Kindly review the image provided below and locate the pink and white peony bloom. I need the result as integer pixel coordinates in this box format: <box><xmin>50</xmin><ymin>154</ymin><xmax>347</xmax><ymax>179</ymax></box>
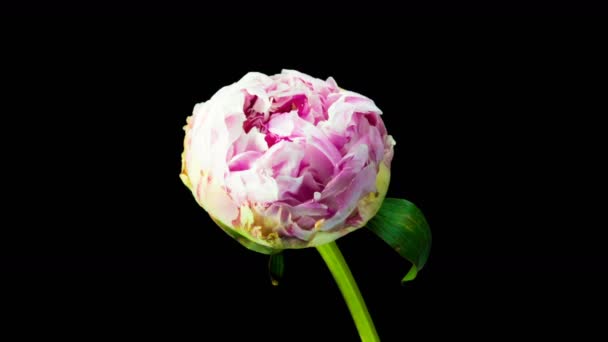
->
<box><xmin>180</xmin><ymin>70</ymin><xmax>395</xmax><ymax>251</ymax></box>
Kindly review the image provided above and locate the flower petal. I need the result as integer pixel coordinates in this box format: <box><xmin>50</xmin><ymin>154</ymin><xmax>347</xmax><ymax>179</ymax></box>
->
<box><xmin>319</xmin><ymin>162</ymin><xmax>377</xmax><ymax>232</ymax></box>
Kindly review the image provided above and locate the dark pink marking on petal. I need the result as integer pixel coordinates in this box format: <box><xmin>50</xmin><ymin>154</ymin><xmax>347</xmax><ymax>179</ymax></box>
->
<box><xmin>228</xmin><ymin>151</ymin><xmax>261</xmax><ymax>172</ymax></box>
<box><xmin>273</xmin><ymin>94</ymin><xmax>309</xmax><ymax>118</ymax></box>
<box><xmin>264</xmin><ymin>132</ymin><xmax>292</xmax><ymax>148</ymax></box>
<box><xmin>243</xmin><ymin>113</ymin><xmax>266</xmax><ymax>134</ymax></box>
<box><xmin>364</xmin><ymin>112</ymin><xmax>378</xmax><ymax>126</ymax></box>
<box><xmin>243</xmin><ymin>94</ymin><xmax>258</xmax><ymax>113</ymax></box>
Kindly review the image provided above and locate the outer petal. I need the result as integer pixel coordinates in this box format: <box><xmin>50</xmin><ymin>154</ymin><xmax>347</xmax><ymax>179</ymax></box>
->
<box><xmin>308</xmin><ymin>162</ymin><xmax>391</xmax><ymax>247</ymax></box>
<box><xmin>318</xmin><ymin>162</ymin><xmax>377</xmax><ymax>232</ymax></box>
<box><xmin>198</xmin><ymin>176</ymin><xmax>239</xmax><ymax>229</ymax></box>
<box><xmin>356</xmin><ymin>161</ymin><xmax>391</xmax><ymax>225</ymax></box>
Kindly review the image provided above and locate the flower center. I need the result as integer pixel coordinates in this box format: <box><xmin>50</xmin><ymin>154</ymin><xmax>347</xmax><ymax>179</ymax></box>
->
<box><xmin>242</xmin><ymin>94</ymin><xmax>301</xmax><ymax>147</ymax></box>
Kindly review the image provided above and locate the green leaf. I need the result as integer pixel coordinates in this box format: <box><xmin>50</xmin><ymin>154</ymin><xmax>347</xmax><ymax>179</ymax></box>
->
<box><xmin>366</xmin><ymin>198</ymin><xmax>431</xmax><ymax>284</ymax></box>
<box><xmin>268</xmin><ymin>253</ymin><xmax>284</xmax><ymax>286</ymax></box>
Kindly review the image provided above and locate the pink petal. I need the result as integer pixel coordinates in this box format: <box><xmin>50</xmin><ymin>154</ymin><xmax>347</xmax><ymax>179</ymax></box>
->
<box><xmin>319</xmin><ymin>163</ymin><xmax>377</xmax><ymax>232</ymax></box>
<box><xmin>290</xmin><ymin>200</ymin><xmax>330</xmax><ymax>218</ymax></box>
<box><xmin>257</xmin><ymin>140</ymin><xmax>305</xmax><ymax>178</ymax></box>
<box><xmin>229</xmin><ymin>126</ymin><xmax>267</xmax><ymax>161</ymax></box>
<box><xmin>228</xmin><ymin>151</ymin><xmax>262</xmax><ymax>172</ymax></box>
<box><xmin>224</xmin><ymin>169</ymin><xmax>278</xmax><ymax>204</ymax></box>
<box><xmin>196</xmin><ymin>179</ymin><xmax>239</xmax><ymax>227</ymax></box>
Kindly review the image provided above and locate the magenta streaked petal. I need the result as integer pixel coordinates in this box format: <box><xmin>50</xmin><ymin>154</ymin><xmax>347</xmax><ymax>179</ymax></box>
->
<box><xmin>302</xmin><ymin>142</ymin><xmax>336</xmax><ymax>184</ymax></box>
<box><xmin>230</xmin><ymin>126</ymin><xmax>268</xmax><ymax>159</ymax></box>
<box><xmin>263</xmin><ymin>203</ymin><xmax>316</xmax><ymax>241</ymax></box>
<box><xmin>295</xmin><ymin>216</ymin><xmax>316</xmax><ymax>230</ymax></box>
<box><xmin>275</xmin><ymin>174</ymin><xmax>304</xmax><ymax>201</ymax></box>
<box><xmin>291</xmin><ymin>200</ymin><xmax>330</xmax><ymax>218</ymax></box>
<box><xmin>279</xmin><ymin>175</ymin><xmax>320</xmax><ymax>205</ymax></box>
<box><xmin>306</xmin><ymin>133</ymin><xmax>342</xmax><ymax>166</ymax></box>
<box><xmin>368</xmin><ymin>124</ymin><xmax>385</xmax><ymax>165</ymax></box>
<box><xmin>243</xmin><ymin>112</ymin><xmax>266</xmax><ymax>134</ymax></box>
<box><xmin>319</xmin><ymin>163</ymin><xmax>377</xmax><ymax>232</ymax></box>
<box><xmin>228</xmin><ymin>151</ymin><xmax>262</xmax><ymax>172</ymax></box>
<box><xmin>284</xmin><ymin>222</ymin><xmax>315</xmax><ymax>241</ymax></box>
<box><xmin>319</xmin><ymin>168</ymin><xmax>356</xmax><ymax>205</ymax></box>
<box><xmin>273</xmin><ymin>93</ymin><xmax>308</xmax><ymax>115</ymax></box>
<box><xmin>264</xmin><ymin>132</ymin><xmax>292</xmax><ymax>148</ymax></box>
<box><xmin>337</xmin><ymin>143</ymin><xmax>369</xmax><ymax>173</ymax></box>
<box><xmin>257</xmin><ymin>140</ymin><xmax>305</xmax><ymax>178</ymax></box>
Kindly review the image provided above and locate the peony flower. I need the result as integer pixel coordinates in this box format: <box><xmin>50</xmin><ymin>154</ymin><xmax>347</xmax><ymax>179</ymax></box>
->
<box><xmin>179</xmin><ymin>70</ymin><xmax>430</xmax><ymax>341</ymax></box>
<box><xmin>180</xmin><ymin>70</ymin><xmax>396</xmax><ymax>252</ymax></box>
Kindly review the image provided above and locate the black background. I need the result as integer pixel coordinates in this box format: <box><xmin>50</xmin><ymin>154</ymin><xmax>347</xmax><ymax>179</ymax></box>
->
<box><xmin>2</xmin><ymin>18</ymin><xmax>606</xmax><ymax>340</ymax></box>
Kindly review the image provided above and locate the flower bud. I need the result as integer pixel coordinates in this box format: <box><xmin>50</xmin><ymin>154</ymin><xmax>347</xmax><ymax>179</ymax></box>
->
<box><xmin>181</xmin><ymin>70</ymin><xmax>395</xmax><ymax>251</ymax></box>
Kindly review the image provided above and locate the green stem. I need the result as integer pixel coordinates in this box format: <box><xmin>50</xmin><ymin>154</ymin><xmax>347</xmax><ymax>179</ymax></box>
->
<box><xmin>316</xmin><ymin>241</ymin><xmax>380</xmax><ymax>342</ymax></box>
